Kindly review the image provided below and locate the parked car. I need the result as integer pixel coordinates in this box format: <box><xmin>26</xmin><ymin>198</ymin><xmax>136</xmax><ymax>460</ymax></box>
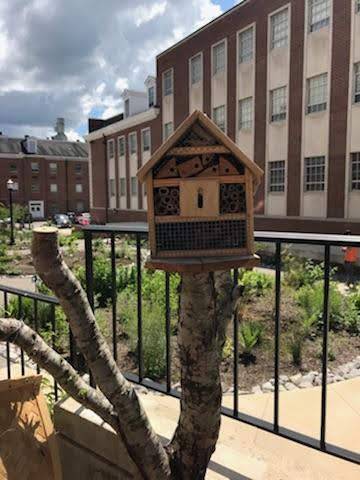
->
<box><xmin>76</xmin><ymin>214</ymin><xmax>90</xmax><ymax>226</ymax></box>
<box><xmin>53</xmin><ymin>214</ymin><xmax>72</xmax><ymax>228</ymax></box>
<box><xmin>67</xmin><ymin>212</ymin><xmax>76</xmax><ymax>224</ymax></box>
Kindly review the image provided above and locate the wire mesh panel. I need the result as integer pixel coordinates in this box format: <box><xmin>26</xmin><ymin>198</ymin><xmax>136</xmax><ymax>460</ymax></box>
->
<box><xmin>220</xmin><ymin>184</ymin><xmax>246</xmax><ymax>214</ymax></box>
<box><xmin>156</xmin><ymin>220</ymin><xmax>247</xmax><ymax>252</ymax></box>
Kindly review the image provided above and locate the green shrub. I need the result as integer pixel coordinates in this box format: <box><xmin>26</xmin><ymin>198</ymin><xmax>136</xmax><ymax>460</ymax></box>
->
<box><xmin>222</xmin><ymin>337</ymin><xmax>233</xmax><ymax>360</ymax></box>
<box><xmin>296</xmin><ymin>281</ymin><xmax>351</xmax><ymax>332</ymax></box>
<box><xmin>239</xmin><ymin>322</ymin><xmax>263</xmax><ymax>355</ymax></box>
<box><xmin>283</xmin><ymin>252</ymin><xmax>336</xmax><ymax>289</ymax></box>
<box><xmin>238</xmin><ymin>269</ymin><xmax>273</xmax><ymax>298</ymax></box>
<box><xmin>120</xmin><ymin>291</ymin><xmax>167</xmax><ymax>379</ymax></box>
<box><xmin>287</xmin><ymin>332</ymin><xmax>303</xmax><ymax>367</ymax></box>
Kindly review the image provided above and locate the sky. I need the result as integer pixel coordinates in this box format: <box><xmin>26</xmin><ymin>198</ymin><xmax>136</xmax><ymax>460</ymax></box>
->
<box><xmin>0</xmin><ymin>0</ymin><xmax>242</xmax><ymax>141</ymax></box>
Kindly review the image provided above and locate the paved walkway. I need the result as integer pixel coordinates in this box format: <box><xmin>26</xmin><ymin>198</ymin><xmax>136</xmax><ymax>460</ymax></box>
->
<box><xmin>2</xmin><ymin>365</ymin><xmax>358</xmax><ymax>478</ymax></box>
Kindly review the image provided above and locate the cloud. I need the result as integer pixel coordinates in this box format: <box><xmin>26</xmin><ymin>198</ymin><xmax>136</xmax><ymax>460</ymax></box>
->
<box><xmin>0</xmin><ymin>0</ymin><xmax>223</xmax><ymax>138</ymax></box>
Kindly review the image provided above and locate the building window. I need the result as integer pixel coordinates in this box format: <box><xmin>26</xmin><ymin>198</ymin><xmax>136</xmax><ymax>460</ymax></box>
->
<box><xmin>76</xmin><ymin>201</ymin><xmax>84</xmax><ymax>213</ymax></box>
<box><xmin>309</xmin><ymin>0</ymin><xmax>330</xmax><ymax>33</ymax></box>
<box><xmin>31</xmin><ymin>182</ymin><xmax>39</xmax><ymax>192</ymax></box>
<box><xmin>354</xmin><ymin>63</ymin><xmax>360</xmax><ymax>103</ymax></box>
<box><xmin>269</xmin><ymin>161</ymin><xmax>285</xmax><ymax>192</ymax></box>
<box><xmin>190</xmin><ymin>54</ymin><xmax>202</xmax><ymax>85</ymax></box>
<box><xmin>50</xmin><ymin>183</ymin><xmax>58</xmax><ymax>193</ymax></box>
<box><xmin>164</xmin><ymin>122</ymin><xmax>173</xmax><ymax>140</ymax></box>
<box><xmin>10</xmin><ymin>164</ymin><xmax>17</xmax><ymax>173</ymax></box>
<box><xmin>75</xmin><ymin>183</ymin><xmax>83</xmax><ymax>193</ymax></box>
<box><xmin>304</xmin><ymin>156</ymin><xmax>326</xmax><ymax>192</ymax></box>
<box><xmin>107</xmin><ymin>139</ymin><xmax>115</xmax><ymax>159</ymax></box>
<box><xmin>120</xmin><ymin>178</ymin><xmax>126</xmax><ymax>197</ymax></box>
<box><xmin>271</xmin><ymin>9</ymin><xmax>289</xmax><ymax>49</ymax></box>
<box><xmin>49</xmin><ymin>162</ymin><xmax>57</xmax><ymax>174</ymax></box>
<box><xmin>129</xmin><ymin>133</ymin><xmax>137</xmax><ymax>155</ymax></box>
<box><xmin>238</xmin><ymin>27</ymin><xmax>254</xmax><ymax>63</ymax></box>
<box><xmin>75</xmin><ymin>163</ymin><xmax>82</xmax><ymax>175</ymax></box>
<box><xmin>124</xmin><ymin>99</ymin><xmax>130</xmax><ymax>118</ymax></box>
<box><xmin>148</xmin><ymin>86</ymin><xmax>155</xmax><ymax>107</ymax></box>
<box><xmin>131</xmin><ymin>177</ymin><xmax>137</xmax><ymax>196</ymax></box>
<box><xmin>351</xmin><ymin>152</ymin><xmax>360</xmax><ymax>190</ymax></box>
<box><xmin>307</xmin><ymin>73</ymin><xmax>328</xmax><ymax>114</ymax></box>
<box><xmin>31</xmin><ymin>162</ymin><xmax>39</xmax><ymax>172</ymax></box>
<box><xmin>163</xmin><ymin>69</ymin><xmax>173</xmax><ymax>96</ymax></box>
<box><xmin>109</xmin><ymin>179</ymin><xmax>115</xmax><ymax>197</ymax></box>
<box><xmin>118</xmin><ymin>137</ymin><xmax>125</xmax><ymax>157</ymax></box>
<box><xmin>270</xmin><ymin>87</ymin><xmax>287</xmax><ymax>122</ymax></box>
<box><xmin>213</xmin><ymin>105</ymin><xmax>226</xmax><ymax>132</ymax></box>
<box><xmin>238</xmin><ymin>97</ymin><xmax>253</xmax><ymax>130</ymax></box>
<box><xmin>142</xmin><ymin>129</ymin><xmax>151</xmax><ymax>152</ymax></box>
<box><xmin>213</xmin><ymin>41</ymin><xmax>226</xmax><ymax>75</ymax></box>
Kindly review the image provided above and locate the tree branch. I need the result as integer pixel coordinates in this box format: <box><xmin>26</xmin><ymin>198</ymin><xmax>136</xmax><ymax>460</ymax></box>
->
<box><xmin>0</xmin><ymin>317</ymin><xmax>118</xmax><ymax>430</ymax></box>
<box><xmin>31</xmin><ymin>227</ymin><xmax>170</xmax><ymax>480</ymax></box>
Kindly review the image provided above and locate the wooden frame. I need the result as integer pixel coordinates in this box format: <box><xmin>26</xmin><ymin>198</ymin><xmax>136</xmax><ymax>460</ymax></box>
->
<box><xmin>138</xmin><ymin>110</ymin><xmax>264</xmax><ymax>272</ymax></box>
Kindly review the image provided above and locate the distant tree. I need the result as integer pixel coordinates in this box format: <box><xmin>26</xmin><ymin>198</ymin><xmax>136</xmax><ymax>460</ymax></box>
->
<box><xmin>0</xmin><ymin>227</ymin><xmax>238</xmax><ymax>479</ymax></box>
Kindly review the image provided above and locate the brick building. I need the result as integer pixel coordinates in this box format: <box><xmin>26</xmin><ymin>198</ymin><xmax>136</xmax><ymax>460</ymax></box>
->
<box><xmin>87</xmin><ymin>0</ymin><xmax>360</xmax><ymax>233</ymax></box>
<box><xmin>0</xmin><ymin>122</ymin><xmax>89</xmax><ymax>219</ymax></box>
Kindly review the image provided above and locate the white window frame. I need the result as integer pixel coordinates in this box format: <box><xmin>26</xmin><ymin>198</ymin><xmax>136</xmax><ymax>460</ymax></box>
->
<box><xmin>129</xmin><ymin>132</ymin><xmax>137</xmax><ymax>155</ymax></box>
<box><xmin>163</xmin><ymin>69</ymin><xmax>173</xmax><ymax>96</ymax></box>
<box><xmin>238</xmin><ymin>26</ymin><xmax>254</xmax><ymax>63</ymax></box>
<box><xmin>148</xmin><ymin>85</ymin><xmax>155</xmax><ymax>107</ymax></box>
<box><xmin>270</xmin><ymin>8</ymin><xmax>289</xmax><ymax>49</ymax></box>
<box><xmin>120</xmin><ymin>178</ymin><xmax>126</xmax><ymax>197</ymax></box>
<box><xmin>76</xmin><ymin>201</ymin><xmax>84</xmax><ymax>213</ymax></box>
<box><xmin>131</xmin><ymin>177</ymin><xmax>138</xmax><ymax>197</ymax></box>
<box><xmin>351</xmin><ymin>152</ymin><xmax>360</xmax><ymax>191</ymax></box>
<box><xmin>304</xmin><ymin>156</ymin><xmax>326</xmax><ymax>192</ymax></box>
<box><xmin>141</xmin><ymin>128</ymin><xmax>151</xmax><ymax>153</ymax></box>
<box><xmin>49</xmin><ymin>162</ymin><xmax>57</xmax><ymax>174</ymax></box>
<box><xmin>268</xmin><ymin>161</ymin><xmax>286</xmax><ymax>193</ymax></box>
<box><xmin>31</xmin><ymin>182</ymin><xmax>39</xmax><ymax>192</ymax></box>
<box><xmin>307</xmin><ymin>73</ymin><xmax>328</xmax><ymax>114</ymax></box>
<box><xmin>190</xmin><ymin>53</ymin><xmax>202</xmax><ymax>85</ymax></box>
<box><xmin>308</xmin><ymin>0</ymin><xmax>331</xmax><ymax>33</ymax></box>
<box><xmin>75</xmin><ymin>183</ymin><xmax>83</xmax><ymax>193</ymax></box>
<box><xmin>354</xmin><ymin>63</ymin><xmax>360</xmax><ymax>104</ymax></box>
<box><xmin>75</xmin><ymin>163</ymin><xmax>82</xmax><ymax>175</ymax></box>
<box><xmin>212</xmin><ymin>40</ymin><xmax>226</xmax><ymax>76</ymax></box>
<box><xmin>107</xmin><ymin>139</ymin><xmax>115</xmax><ymax>160</ymax></box>
<box><xmin>118</xmin><ymin>136</ymin><xmax>126</xmax><ymax>157</ymax></box>
<box><xmin>270</xmin><ymin>86</ymin><xmax>287</xmax><ymax>122</ymax></box>
<box><xmin>164</xmin><ymin>122</ymin><xmax>173</xmax><ymax>140</ymax></box>
<box><xmin>213</xmin><ymin>105</ymin><xmax>226</xmax><ymax>132</ymax></box>
<box><xmin>238</xmin><ymin>97</ymin><xmax>253</xmax><ymax>130</ymax></box>
<box><xmin>50</xmin><ymin>183</ymin><xmax>58</xmax><ymax>193</ymax></box>
<box><xmin>109</xmin><ymin>179</ymin><xmax>115</xmax><ymax>198</ymax></box>
<box><xmin>31</xmin><ymin>161</ymin><xmax>39</xmax><ymax>172</ymax></box>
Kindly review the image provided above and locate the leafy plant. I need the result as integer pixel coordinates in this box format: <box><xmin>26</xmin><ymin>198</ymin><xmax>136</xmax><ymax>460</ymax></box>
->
<box><xmin>239</xmin><ymin>322</ymin><xmax>263</xmax><ymax>355</ymax></box>
<box><xmin>287</xmin><ymin>332</ymin><xmax>303</xmax><ymax>367</ymax></box>
<box><xmin>238</xmin><ymin>269</ymin><xmax>273</xmax><ymax>298</ymax></box>
<box><xmin>283</xmin><ymin>251</ymin><xmax>336</xmax><ymax>289</ymax></box>
<box><xmin>222</xmin><ymin>337</ymin><xmax>233</xmax><ymax>360</ymax></box>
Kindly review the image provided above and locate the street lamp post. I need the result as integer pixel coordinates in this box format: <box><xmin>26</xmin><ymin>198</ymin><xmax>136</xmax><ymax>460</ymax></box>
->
<box><xmin>6</xmin><ymin>179</ymin><xmax>15</xmax><ymax>246</ymax></box>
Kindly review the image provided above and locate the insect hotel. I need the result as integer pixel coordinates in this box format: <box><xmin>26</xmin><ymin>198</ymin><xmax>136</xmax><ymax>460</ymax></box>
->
<box><xmin>137</xmin><ymin>110</ymin><xmax>263</xmax><ymax>273</ymax></box>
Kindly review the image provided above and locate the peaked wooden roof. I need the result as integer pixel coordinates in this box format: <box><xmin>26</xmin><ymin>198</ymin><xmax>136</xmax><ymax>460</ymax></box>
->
<box><xmin>137</xmin><ymin>110</ymin><xmax>263</xmax><ymax>184</ymax></box>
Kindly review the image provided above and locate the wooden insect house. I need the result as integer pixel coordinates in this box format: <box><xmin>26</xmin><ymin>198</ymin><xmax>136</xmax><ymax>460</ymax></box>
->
<box><xmin>137</xmin><ymin>110</ymin><xmax>263</xmax><ymax>272</ymax></box>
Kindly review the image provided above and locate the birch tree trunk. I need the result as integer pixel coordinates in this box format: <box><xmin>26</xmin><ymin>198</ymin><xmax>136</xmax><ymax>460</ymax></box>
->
<box><xmin>168</xmin><ymin>271</ymin><xmax>234</xmax><ymax>479</ymax></box>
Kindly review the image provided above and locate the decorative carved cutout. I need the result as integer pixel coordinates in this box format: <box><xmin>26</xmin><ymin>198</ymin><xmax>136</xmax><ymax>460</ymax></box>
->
<box><xmin>177</xmin><ymin>156</ymin><xmax>203</xmax><ymax>178</ymax></box>
<box><xmin>154</xmin><ymin>186</ymin><xmax>180</xmax><ymax>216</ymax></box>
<box><xmin>220</xmin><ymin>183</ymin><xmax>246</xmax><ymax>214</ymax></box>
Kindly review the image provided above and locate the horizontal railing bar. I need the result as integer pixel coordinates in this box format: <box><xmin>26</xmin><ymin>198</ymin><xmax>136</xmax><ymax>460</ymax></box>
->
<box><xmin>0</xmin><ymin>284</ymin><xmax>59</xmax><ymax>305</ymax></box>
<box><xmin>83</xmin><ymin>223</ymin><xmax>360</xmax><ymax>247</ymax></box>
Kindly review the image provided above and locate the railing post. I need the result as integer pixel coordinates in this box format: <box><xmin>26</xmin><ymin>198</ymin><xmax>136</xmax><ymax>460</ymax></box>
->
<box><xmin>320</xmin><ymin>244</ymin><xmax>331</xmax><ymax>450</ymax></box>
<box><xmin>165</xmin><ymin>272</ymin><xmax>171</xmax><ymax>393</ymax></box>
<box><xmin>274</xmin><ymin>241</ymin><xmax>282</xmax><ymax>433</ymax></box>
<box><xmin>111</xmin><ymin>233</ymin><xmax>118</xmax><ymax>362</ymax></box>
<box><xmin>4</xmin><ymin>292</ymin><xmax>10</xmax><ymax>379</ymax></box>
<box><xmin>34</xmin><ymin>299</ymin><xmax>40</xmax><ymax>375</ymax></box>
<box><xmin>233</xmin><ymin>268</ymin><xmax>239</xmax><ymax>417</ymax></box>
<box><xmin>84</xmin><ymin>230</ymin><xmax>95</xmax><ymax>387</ymax></box>
<box><xmin>51</xmin><ymin>303</ymin><xmax>59</xmax><ymax>401</ymax></box>
<box><xmin>18</xmin><ymin>296</ymin><xmax>25</xmax><ymax>376</ymax></box>
<box><xmin>136</xmin><ymin>234</ymin><xmax>143</xmax><ymax>382</ymax></box>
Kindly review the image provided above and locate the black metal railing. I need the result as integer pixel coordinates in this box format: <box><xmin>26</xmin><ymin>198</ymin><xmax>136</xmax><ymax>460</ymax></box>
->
<box><xmin>0</xmin><ymin>224</ymin><xmax>359</xmax><ymax>466</ymax></box>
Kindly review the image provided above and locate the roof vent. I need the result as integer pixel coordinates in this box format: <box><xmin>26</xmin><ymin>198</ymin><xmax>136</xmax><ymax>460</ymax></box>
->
<box><xmin>25</xmin><ymin>137</ymin><xmax>38</xmax><ymax>154</ymax></box>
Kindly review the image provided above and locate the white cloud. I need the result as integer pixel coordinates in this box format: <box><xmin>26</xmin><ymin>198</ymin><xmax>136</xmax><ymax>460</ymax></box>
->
<box><xmin>0</xmin><ymin>0</ymin><xmax>223</xmax><ymax>138</ymax></box>
<box><xmin>134</xmin><ymin>1</ymin><xmax>168</xmax><ymax>27</ymax></box>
